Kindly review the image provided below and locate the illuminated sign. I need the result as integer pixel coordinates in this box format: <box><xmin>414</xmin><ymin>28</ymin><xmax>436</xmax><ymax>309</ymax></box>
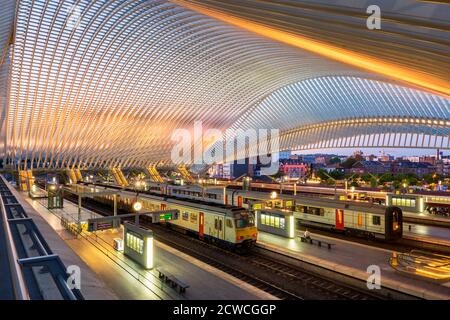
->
<box><xmin>159</xmin><ymin>213</ymin><xmax>173</xmax><ymax>221</ymax></box>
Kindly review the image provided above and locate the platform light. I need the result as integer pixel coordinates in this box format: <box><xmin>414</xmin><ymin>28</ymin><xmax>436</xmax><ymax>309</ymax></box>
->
<box><xmin>419</xmin><ymin>197</ymin><xmax>425</xmax><ymax>213</ymax></box>
<box><xmin>146</xmin><ymin>237</ymin><xmax>154</xmax><ymax>269</ymax></box>
<box><xmin>270</xmin><ymin>191</ymin><xmax>277</xmax><ymax>199</ymax></box>
<box><xmin>289</xmin><ymin>215</ymin><xmax>295</xmax><ymax>239</ymax></box>
<box><xmin>133</xmin><ymin>201</ymin><xmax>143</xmax><ymax>212</ymax></box>
<box><xmin>350</xmin><ymin>186</ymin><xmax>355</xmax><ymax>192</ymax></box>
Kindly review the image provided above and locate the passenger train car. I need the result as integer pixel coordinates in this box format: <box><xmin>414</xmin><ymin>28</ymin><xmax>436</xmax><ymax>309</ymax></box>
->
<box><xmin>144</xmin><ymin>182</ymin><xmax>403</xmax><ymax>241</ymax></box>
<box><xmin>86</xmin><ymin>182</ymin><xmax>402</xmax><ymax>241</ymax></box>
<box><xmin>293</xmin><ymin>197</ymin><xmax>402</xmax><ymax>241</ymax></box>
<box><xmin>90</xmin><ymin>187</ymin><xmax>257</xmax><ymax>251</ymax></box>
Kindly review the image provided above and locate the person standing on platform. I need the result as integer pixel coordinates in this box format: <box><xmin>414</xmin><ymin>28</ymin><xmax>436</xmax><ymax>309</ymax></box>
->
<box><xmin>304</xmin><ymin>229</ymin><xmax>311</xmax><ymax>240</ymax></box>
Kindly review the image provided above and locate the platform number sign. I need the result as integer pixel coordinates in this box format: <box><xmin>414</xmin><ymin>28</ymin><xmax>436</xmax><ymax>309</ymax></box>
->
<box><xmin>366</xmin><ymin>265</ymin><xmax>381</xmax><ymax>290</ymax></box>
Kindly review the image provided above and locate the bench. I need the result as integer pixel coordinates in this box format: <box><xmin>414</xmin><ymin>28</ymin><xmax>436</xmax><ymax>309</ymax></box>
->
<box><xmin>156</xmin><ymin>268</ymin><xmax>189</xmax><ymax>294</ymax></box>
<box><xmin>300</xmin><ymin>236</ymin><xmax>335</xmax><ymax>250</ymax></box>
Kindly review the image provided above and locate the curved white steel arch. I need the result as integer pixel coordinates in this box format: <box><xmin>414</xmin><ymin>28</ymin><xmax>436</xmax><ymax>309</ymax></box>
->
<box><xmin>0</xmin><ymin>0</ymin><xmax>448</xmax><ymax>170</ymax></box>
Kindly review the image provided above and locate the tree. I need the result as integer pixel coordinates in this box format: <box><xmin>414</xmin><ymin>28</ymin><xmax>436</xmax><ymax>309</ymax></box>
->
<box><xmin>341</xmin><ymin>157</ymin><xmax>358</xmax><ymax>169</ymax></box>
<box><xmin>350</xmin><ymin>181</ymin><xmax>360</xmax><ymax>188</ymax></box>
<box><xmin>316</xmin><ymin>169</ymin><xmax>329</xmax><ymax>181</ymax></box>
<box><xmin>423</xmin><ymin>173</ymin><xmax>441</xmax><ymax>184</ymax></box>
<box><xmin>361</xmin><ymin>174</ymin><xmax>372</xmax><ymax>183</ymax></box>
<box><xmin>370</xmin><ymin>178</ymin><xmax>379</xmax><ymax>188</ymax></box>
<box><xmin>329</xmin><ymin>170</ymin><xmax>344</xmax><ymax>180</ymax></box>
<box><xmin>379</xmin><ymin>173</ymin><xmax>393</xmax><ymax>184</ymax></box>
<box><xmin>329</xmin><ymin>157</ymin><xmax>341</xmax><ymax>165</ymax></box>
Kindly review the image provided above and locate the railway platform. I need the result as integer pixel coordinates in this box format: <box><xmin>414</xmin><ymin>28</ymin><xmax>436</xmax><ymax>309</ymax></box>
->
<box><xmin>257</xmin><ymin>231</ymin><xmax>450</xmax><ymax>300</ymax></box>
<box><xmin>19</xmin><ymin>188</ymin><xmax>276</xmax><ymax>300</ymax></box>
<box><xmin>404</xmin><ymin>223</ymin><xmax>450</xmax><ymax>247</ymax></box>
<box><xmin>403</xmin><ymin>211</ymin><xmax>450</xmax><ymax>227</ymax></box>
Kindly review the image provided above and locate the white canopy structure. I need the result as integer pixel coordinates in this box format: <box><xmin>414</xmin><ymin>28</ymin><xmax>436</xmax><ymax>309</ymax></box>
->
<box><xmin>0</xmin><ymin>0</ymin><xmax>448</xmax><ymax>170</ymax></box>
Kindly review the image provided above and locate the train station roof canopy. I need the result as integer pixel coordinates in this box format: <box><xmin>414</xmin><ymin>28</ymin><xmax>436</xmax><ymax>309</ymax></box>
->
<box><xmin>0</xmin><ymin>0</ymin><xmax>449</xmax><ymax>169</ymax></box>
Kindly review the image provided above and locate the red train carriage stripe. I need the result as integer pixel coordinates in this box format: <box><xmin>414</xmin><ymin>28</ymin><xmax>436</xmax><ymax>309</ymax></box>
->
<box><xmin>199</xmin><ymin>212</ymin><xmax>204</xmax><ymax>240</ymax></box>
<box><xmin>335</xmin><ymin>209</ymin><xmax>344</xmax><ymax>230</ymax></box>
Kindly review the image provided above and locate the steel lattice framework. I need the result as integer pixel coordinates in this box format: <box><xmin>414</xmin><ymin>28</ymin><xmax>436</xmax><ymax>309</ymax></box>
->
<box><xmin>0</xmin><ymin>0</ymin><xmax>449</xmax><ymax>170</ymax></box>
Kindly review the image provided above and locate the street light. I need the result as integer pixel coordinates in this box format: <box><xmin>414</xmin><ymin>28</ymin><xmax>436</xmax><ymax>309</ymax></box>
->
<box><xmin>133</xmin><ymin>201</ymin><xmax>143</xmax><ymax>212</ymax></box>
<box><xmin>270</xmin><ymin>191</ymin><xmax>278</xmax><ymax>199</ymax></box>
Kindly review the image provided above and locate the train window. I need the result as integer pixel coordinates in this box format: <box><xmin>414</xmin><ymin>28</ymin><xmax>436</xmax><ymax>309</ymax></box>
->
<box><xmin>235</xmin><ymin>211</ymin><xmax>255</xmax><ymax>228</ymax></box>
<box><xmin>295</xmin><ymin>205</ymin><xmax>307</xmax><ymax>213</ymax></box>
<box><xmin>265</xmin><ymin>201</ymin><xmax>273</xmax><ymax>208</ymax></box>
<box><xmin>285</xmin><ymin>201</ymin><xmax>294</xmax><ymax>210</ymax></box>
<box><xmin>372</xmin><ymin>215</ymin><xmax>381</xmax><ymax>226</ymax></box>
<box><xmin>182</xmin><ymin>212</ymin><xmax>189</xmax><ymax>221</ymax></box>
<box><xmin>214</xmin><ymin>219</ymin><xmax>218</xmax><ymax>229</ymax></box>
<box><xmin>226</xmin><ymin>219</ymin><xmax>233</xmax><ymax>228</ymax></box>
<box><xmin>307</xmin><ymin>207</ymin><xmax>325</xmax><ymax>216</ymax></box>
<box><xmin>190</xmin><ymin>213</ymin><xmax>198</xmax><ymax>223</ymax></box>
<box><xmin>253</xmin><ymin>203</ymin><xmax>262</xmax><ymax>210</ymax></box>
<box><xmin>219</xmin><ymin>220</ymin><xmax>223</xmax><ymax>231</ymax></box>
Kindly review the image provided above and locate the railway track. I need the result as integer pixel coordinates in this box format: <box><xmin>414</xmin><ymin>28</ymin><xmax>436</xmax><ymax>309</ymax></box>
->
<box><xmin>295</xmin><ymin>223</ymin><xmax>450</xmax><ymax>255</ymax></box>
<box><xmin>59</xmin><ymin>190</ymin><xmax>388</xmax><ymax>300</ymax></box>
<box><xmin>147</xmin><ymin>223</ymin><xmax>384</xmax><ymax>300</ymax></box>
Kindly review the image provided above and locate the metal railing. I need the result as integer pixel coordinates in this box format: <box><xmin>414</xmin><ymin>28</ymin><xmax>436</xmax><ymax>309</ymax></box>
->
<box><xmin>0</xmin><ymin>175</ymin><xmax>84</xmax><ymax>300</ymax></box>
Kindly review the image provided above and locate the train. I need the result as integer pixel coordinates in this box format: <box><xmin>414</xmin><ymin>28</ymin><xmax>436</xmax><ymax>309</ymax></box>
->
<box><xmin>85</xmin><ymin>181</ymin><xmax>403</xmax><ymax>241</ymax></box>
<box><xmin>88</xmin><ymin>187</ymin><xmax>258</xmax><ymax>251</ymax></box>
<box><xmin>165</xmin><ymin>186</ymin><xmax>402</xmax><ymax>241</ymax></box>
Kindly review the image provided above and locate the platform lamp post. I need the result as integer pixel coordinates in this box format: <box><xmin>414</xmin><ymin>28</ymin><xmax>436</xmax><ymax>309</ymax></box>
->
<box><xmin>133</xmin><ymin>200</ymin><xmax>143</xmax><ymax>225</ymax></box>
<box><xmin>113</xmin><ymin>194</ymin><xmax>118</xmax><ymax>228</ymax></box>
<box><xmin>78</xmin><ymin>193</ymin><xmax>82</xmax><ymax>234</ymax></box>
<box><xmin>344</xmin><ymin>173</ymin><xmax>357</xmax><ymax>195</ymax></box>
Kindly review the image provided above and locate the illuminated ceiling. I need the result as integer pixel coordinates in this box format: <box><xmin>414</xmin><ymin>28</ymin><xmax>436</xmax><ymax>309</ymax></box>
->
<box><xmin>0</xmin><ymin>0</ymin><xmax>448</xmax><ymax>169</ymax></box>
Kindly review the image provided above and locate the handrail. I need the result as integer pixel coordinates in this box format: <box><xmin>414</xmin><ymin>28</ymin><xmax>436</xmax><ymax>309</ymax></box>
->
<box><xmin>0</xmin><ymin>175</ymin><xmax>84</xmax><ymax>300</ymax></box>
<box><xmin>0</xmin><ymin>178</ymin><xmax>29</xmax><ymax>300</ymax></box>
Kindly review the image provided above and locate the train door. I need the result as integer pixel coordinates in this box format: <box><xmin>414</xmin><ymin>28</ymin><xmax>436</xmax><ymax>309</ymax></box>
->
<box><xmin>335</xmin><ymin>209</ymin><xmax>344</xmax><ymax>230</ymax></box>
<box><xmin>225</xmin><ymin>194</ymin><xmax>228</xmax><ymax>205</ymax></box>
<box><xmin>161</xmin><ymin>203</ymin><xmax>166</xmax><ymax>210</ymax></box>
<box><xmin>214</xmin><ymin>216</ymin><xmax>224</xmax><ymax>239</ymax></box>
<box><xmin>238</xmin><ymin>196</ymin><xmax>243</xmax><ymax>207</ymax></box>
<box><xmin>199</xmin><ymin>212</ymin><xmax>204</xmax><ymax>240</ymax></box>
